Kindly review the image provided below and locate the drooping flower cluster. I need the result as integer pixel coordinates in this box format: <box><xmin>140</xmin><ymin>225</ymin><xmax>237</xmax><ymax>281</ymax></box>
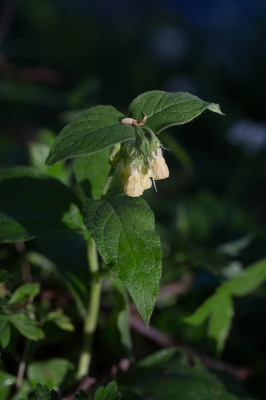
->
<box><xmin>109</xmin><ymin>115</ymin><xmax>169</xmax><ymax>197</ymax></box>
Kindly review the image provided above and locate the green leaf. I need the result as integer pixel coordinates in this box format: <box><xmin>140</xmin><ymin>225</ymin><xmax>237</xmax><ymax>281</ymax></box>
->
<box><xmin>226</xmin><ymin>257</ymin><xmax>266</xmax><ymax>296</ymax></box>
<box><xmin>9</xmin><ymin>313</ymin><xmax>44</xmax><ymax>341</ymax></box>
<box><xmin>83</xmin><ymin>197</ymin><xmax>162</xmax><ymax>326</ymax></box>
<box><xmin>11</xmin><ymin>379</ymin><xmax>33</xmax><ymax>400</ymax></box>
<box><xmin>28</xmin><ymin>358</ymin><xmax>73</xmax><ymax>390</ymax></box>
<box><xmin>183</xmin><ymin>296</ymin><xmax>214</xmax><ymax>326</ymax></box>
<box><xmin>118</xmin><ymin>348</ymin><xmax>239</xmax><ymax>400</ymax></box>
<box><xmin>73</xmin><ymin>149</ymin><xmax>111</xmax><ymax>199</ymax></box>
<box><xmin>95</xmin><ymin>381</ymin><xmax>120</xmax><ymax>400</ymax></box>
<box><xmin>45</xmin><ymin>106</ymin><xmax>135</xmax><ymax>166</ymax></box>
<box><xmin>0</xmin><ymin>167</ymin><xmax>82</xmax><ymax>243</ymax></box>
<box><xmin>45</xmin><ymin>309</ymin><xmax>74</xmax><ymax>332</ymax></box>
<box><xmin>208</xmin><ymin>292</ymin><xmax>234</xmax><ymax>354</ymax></box>
<box><xmin>0</xmin><ymin>371</ymin><xmax>15</xmax><ymax>399</ymax></box>
<box><xmin>0</xmin><ymin>320</ymin><xmax>10</xmax><ymax>348</ymax></box>
<box><xmin>30</xmin><ymin>384</ymin><xmax>62</xmax><ymax>400</ymax></box>
<box><xmin>129</xmin><ymin>91</ymin><xmax>223</xmax><ymax>134</ymax></box>
<box><xmin>0</xmin><ymin>269</ymin><xmax>12</xmax><ymax>283</ymax></box>
<box><xmin>9</xmin><ymin>283</ymin><xmax>40</xmax><ymax>305</ymax></box>
<box><xmin>74</xmin><ymin>389</ymin><xmax>91</xmax><ymax>400</ymax></box>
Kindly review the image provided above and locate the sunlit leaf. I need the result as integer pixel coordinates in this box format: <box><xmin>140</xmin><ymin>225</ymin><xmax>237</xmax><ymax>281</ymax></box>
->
<box><xmin>129</xmin><ymin>91</ymin><xmax>223</xmax><ymax>134</ymax></box>
<box><xmin>46</xmin><ymin>106</ymin><xmax>135</xmax><ymax>166</ymax></box>
<box><xmin>83</xmin><ymin>197</ymin><xmax>162</xmax><ymax>326</ymax></box>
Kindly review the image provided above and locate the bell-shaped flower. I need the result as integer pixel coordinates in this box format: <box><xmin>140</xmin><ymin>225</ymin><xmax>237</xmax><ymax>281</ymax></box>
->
<box><xmin>119</xmin><ymin>160</ymin><xmax>152</xmax><ymax>197</ymax></box>
<box><xmin>151</xmin><ymin>146</ymin><xmax>169</xmax><ymax>180</ymax></box>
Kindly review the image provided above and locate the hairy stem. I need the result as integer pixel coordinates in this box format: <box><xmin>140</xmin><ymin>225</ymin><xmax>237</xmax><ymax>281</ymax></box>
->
<box><xmin>76</xmin><ymin>239</ymin><xmax>101</xmax><ymax>380</ymax></box>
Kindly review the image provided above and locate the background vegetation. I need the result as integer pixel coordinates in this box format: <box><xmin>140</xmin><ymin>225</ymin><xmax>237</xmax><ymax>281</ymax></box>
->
<box><xmin>1</xmin><ymin>0</ymin><xmax>266</xmax><ymax>399</ymax></box>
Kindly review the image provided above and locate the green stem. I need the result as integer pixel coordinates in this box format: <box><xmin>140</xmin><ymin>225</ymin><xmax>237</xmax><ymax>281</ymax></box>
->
<box><xmin>102</xmin><ymin>167</ymin><xmax>116</xmax><ymax>197</ymax></box>
<box><xmin>76</xmin><ymin>239</ymin><xmax>101</xmax><ymax>380</ymax></box>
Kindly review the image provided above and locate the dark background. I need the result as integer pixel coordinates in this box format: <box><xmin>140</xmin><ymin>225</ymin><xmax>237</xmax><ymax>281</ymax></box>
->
<box><xmin>1</xmin><ymin>0</ymin><xmax>266</xmax><ymax>398</ymax></box>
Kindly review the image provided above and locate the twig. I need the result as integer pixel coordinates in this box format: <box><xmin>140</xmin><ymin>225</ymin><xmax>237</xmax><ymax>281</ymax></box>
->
<box><xmin>129</xmin><ymin>314</ymin><xmax>251</xmax><ymax>381</ymax></box>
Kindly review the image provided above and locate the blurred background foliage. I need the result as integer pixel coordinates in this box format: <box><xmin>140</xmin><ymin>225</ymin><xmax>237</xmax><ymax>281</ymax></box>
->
<box><xmin>1</xmin><ymin>0</ymin><xmax>266</xmax><ymax>398</ymax></box>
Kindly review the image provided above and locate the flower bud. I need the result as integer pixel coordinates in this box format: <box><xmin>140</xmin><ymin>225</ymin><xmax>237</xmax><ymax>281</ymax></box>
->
<box><xmin>109</xmin><ymin>143</ymin><xmax>122</xmax><ymax>167</ymax></box>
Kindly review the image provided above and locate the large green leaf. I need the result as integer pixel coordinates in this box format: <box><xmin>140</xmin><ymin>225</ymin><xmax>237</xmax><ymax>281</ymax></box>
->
<box><xmin>0</xmin><ymin>167</ymin><xmax>82</xmax><ymax>242</ymax></box>
<box><xmin>118</xmin><ymin>348</ymin><xmax>243</xmax><ymax>400</ymax></box>
<box><xmin>83</xmin><ymin>197</ymin><xmax>162</xmax><ymax>326</ymax></box>
<box><xmin>129</xmin><ymin>91</ymin><xmax>223</xmax><ymax>134</ymax></box>
<box><xmin>45</xmin><ymin>106</ymin><xmax>135</xmax><ymax>166</ymax></box>
<box><xmin>73</xmin><ymin>148</ymin><xmax>110</xmax><ymax>199</ymax></box>
<box><xmin>28</xmin><ymin>358</ymin><xmax>73</xmax><ymax>390</ymax></box>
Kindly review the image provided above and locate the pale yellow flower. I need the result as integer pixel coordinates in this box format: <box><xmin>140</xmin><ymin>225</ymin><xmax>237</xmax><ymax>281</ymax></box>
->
<box><xmin>119</xmin><ymin>161</ymin><xmax>152</xmax><ymax>197</ymax></box>
<box><xmin>151</xmin><ymin>147</ymin><xmax>169</xmax><ymax>180</ymax></box>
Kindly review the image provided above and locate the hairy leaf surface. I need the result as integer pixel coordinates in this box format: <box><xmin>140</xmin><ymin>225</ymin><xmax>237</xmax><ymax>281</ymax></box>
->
<box><xmin>46</xmin><ymin>106</ymin><xmax>135</xmax><ymax>165</ymax></box>
<box><xmin>83</xmin><ymin>197</ymin><xmax>162</xmax><ymax>325</ymax></box>
<box><xmin>129</xmin><ymin>91</ymin><xmax>223</xmax><ymax>134</ymax></box>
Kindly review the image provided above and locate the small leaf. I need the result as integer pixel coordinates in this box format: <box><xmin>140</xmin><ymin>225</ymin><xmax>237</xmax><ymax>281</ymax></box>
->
<box><xmin>9</xmin><ymin>283</ymin><xmax>40</xmax><ymax>305</ymax></box>
<box><xmin>0</xmin><ymin>321</ymin><xmax>11</xmax><ymax>348</ymax></box>
<box><xmin>28</xmin><ymin>359</ymin><xmax>73</xmax><ymax>390</ymax></box>
<box><xmin>208</xmin><ymin>291</ymin><xmax>234</xmax><ymax>354</ymax></box>
<box><xmin>83</xmin><ymin>197</ymin><xmax>162</xmax><ymax>326</ymax></box>
<box><xmin>183</xmin><ymin>295</ymin><xmax>214</xmax><ymax>325</ymax></box>
<box><xmin>9</xmin><ymin>314</ymin><xmax>44</xmax><ymax>341</ymax></box>
<box><xmin>0</xmin><ymin>269</ymin><xmax>12</xmax><ymax>284</ymax></box>
<box><xmin>95</xmin><ymin>381</ymin><xmax>120</xmax><ymax>400</ymax></box>
<box><xmin>45</xmin><ymin>309</ymin><xmax>74</xmax><ymax>332</ymax></box>
<box><xmin>129</xmin><ymin>91</ymin><xmax>223</xmax><ymax>134</ymax></box>
<box><xmin>0</xmin><ymin>167</ymin><xmax>82</xmax><ymax>243</ymax></box>
<box><xmin>226</xmin><ymin>257</ymin><xmax>266</xmax><ymax>296</ymax></box>
<box><xmin>33</xmin><ymin>383</ymin><xmax>50</xmax><ymax>400</ymax></box>
<box><xmin>74</xmin><ymin>389</ymin><xmax>91</xmax><ymax>400</ymax></box>
<box><xmin>45</xmin><ymin>106</ymin><xmax>135</xmax><ymax>166</ymax></box>
<box><xmin>73</xmin><ymin>149</ymin><xmax>111</xmax><ymax>199</ymax></box>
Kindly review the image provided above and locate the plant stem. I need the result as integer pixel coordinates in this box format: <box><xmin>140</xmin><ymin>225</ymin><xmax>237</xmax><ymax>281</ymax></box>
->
<box><xmin>16</xmin><ymin>339</ymin><xmax>31</xmax><ymax>389</ymax></box>
<box><xmin>76</xmin><ymin>239</ymin><xmax>101</xmax><ymax>380</ymax></box>
<box><xmin>101</xmin><ymin>166</ymin><xmax>116</xmax><ymax>197</ymax></box>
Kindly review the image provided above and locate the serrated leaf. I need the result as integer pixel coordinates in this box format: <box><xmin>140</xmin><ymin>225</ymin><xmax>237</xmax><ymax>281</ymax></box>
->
<box><xmin>33</xmin><ymin>383</ymin><xmax>50</xmax><ymax>400</ymax></box>
<box><xmin>45</xmin><ymin>106</ymin><xmax>135</xmax><ymax>166</ymax></box>
<box><xmin>129</xmin><ymin>91</ymin><xmax>223</xmax><ymax>134</ymax></box>
<box><xmin>0</xmin><ymin>167</ymin><xmax>82</xmax><ymax>243</ymax></box>
<box><xmin>83</xmin><ymin>197</ymin><xmax>162</xmax><ymax>326</ymax></box>
<box><xmin>226</xmin><ymin>257</ymin><xmax>266</xmax><ymax>296</ymax></box>
<box><xmin>73</xmin><ymin>148</ymin><xmax>111</xmax><ymax>199</ymax></box>
<box><xmin>28</xmin><ymin>359</ymin><xmax>73</xmax><ymax>390</ymax></box>
<box><xmin>9</xmin><ymin>283</ymin><xmax>40</xmax><ymax>305</ymax></box>
<box><xmin>74</xmin><ymin>389</ymin><xmax>91</xmax><ymax>400</ymax></box>
<box><xmin>9</xmin><ymin>314</ymin><xmax>44</xmax><ymax>341</ymax></box>
<box><xmin>118</xmin><ymin>348</ymin><xmax>239</xmax><ymax>400</ymax></box>
<box><xmin>0</xmin><ymin>269</ymin><xmax>12</xmax><ymax>283</ymax></box>
<box><xmin>95</xmin><ymin>381</ymin><xmax>120</xmax><ymax>400</ymax></box>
